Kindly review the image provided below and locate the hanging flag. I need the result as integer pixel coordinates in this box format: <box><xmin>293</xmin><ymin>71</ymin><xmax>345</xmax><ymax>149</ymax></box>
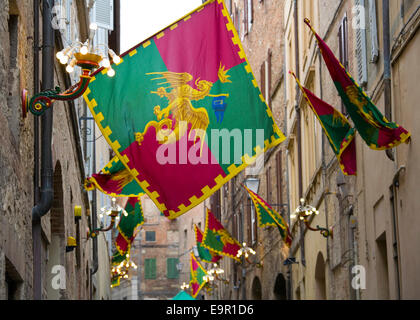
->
<box><xmin>242</xmin><ymin>184</ymin><xmax>293</xmax><ymax>247</ymax></box>
<box><xmin>117</xmin><ymin>196</ymin><xmax>145</xmax><ymax>244</ymax></box>
<box><xmin>304</xmin><ymin>18</ymin><xmax>410</xmax><ymax>150</ymax></box>
<box><xmin>202</xmin><ymin>209</ymin><xmax>241</xmax><ymax>261</ymax></box>
<box><xmin>290</xmin><ymin>72</ymin><xmax>356</xmax><ymax>175</ymax></box>
<box><xmin>83</xmin><ymin>0</ymin><xmax>286</xmax><ymax>220</ymax></box>
<box><xmin>111</xmin><ymin>275</ymin><xmax>121</xmax><ymax>288</ymax></box>
<box><xmin>194</xmin><ymin>224</ymin><xmax>222</xmax><ymax>263</ymax></box>
<box><xmin>115</xmin><ymin>197</ymin><xmax>144</xmax><ymax>256</ymax></box>
<box><xmin>111</xmin><ymin>251</ymin><xmax>127</xmax><ymax>266</ymax></box>
<box><xmin>84</xmin><ymin>156</ymin><xmax>144</xmax><ymax>197</ymax></box>
<box><xmin>189</xmin><ymin>252</ymin><xmax>207</xmax><ymax>298</ymax></box>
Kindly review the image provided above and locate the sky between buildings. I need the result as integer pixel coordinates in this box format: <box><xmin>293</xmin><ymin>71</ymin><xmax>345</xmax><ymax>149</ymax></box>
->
<box><xmin>120</xmin><ymin>0</ymin><xmax>203</xmax><ymax>53</ymax></box>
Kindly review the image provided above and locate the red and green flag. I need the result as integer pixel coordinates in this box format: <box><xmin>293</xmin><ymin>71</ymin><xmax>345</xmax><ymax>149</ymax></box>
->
<box><xmin>202</xmin><ymin>208</ymin><xmax>241</xmax><ymax>261</ymax></box>
<box><xmin>304</xmin><ymin>18</ymin><xmax>410</xmax><ymax>150</ymax></box>
<box><xmin>189</xmin><ymin>252</ymin><xmax>207</xmax><ymax>298</ymax></box>
<box><xmin>111</xmin><ymin>251</ymin><xmax>127</xmax><ymax>266</ymax></box>
<box><xmin>242</xmin><ymin>184</ymin><xmax>292</xmax><ymax>247</ymax></box>
<box><xmin>194</xmin><ymin>224</ymin><xmax>222</xmax><ymax>263</ymax></box>
<box><xmin>83</xmin><ymin>0</ymin><xmax>285</xmax><ymax>220</ymax></box>
<box><xmin>84</xmin><ymin>156</ymin><xmax>144</xmax><ymax>197</ymax></box>
<box><xmin>290</xmin><ymin>72</ymin><xmax>356</xmax><ymax>175</ymax></box>
<box><xmin>111</xmin><ymin>275</ymin><xmax>121</xmax><ymax>288</ymax></box>
<box><xmin>115</xmin><ymin>197</ymin><xmax>144</xmax><ymax>256</ymax></box>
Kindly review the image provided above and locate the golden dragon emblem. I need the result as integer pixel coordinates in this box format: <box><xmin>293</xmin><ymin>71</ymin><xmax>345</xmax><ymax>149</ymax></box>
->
<box><xmin>214</xmin><ymin>228</ymin><xmax>237</xmax><ymax>246</ymax></box>
<box><xmin>135</xmin><ymin>64</ymin><xmax>231</xmax><ymax>155</ymax></box>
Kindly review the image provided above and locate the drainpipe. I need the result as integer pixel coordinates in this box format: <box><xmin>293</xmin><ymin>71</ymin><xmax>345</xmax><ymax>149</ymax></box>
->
<box><xmin>293</xmin><ymin>0</ymin><xmax>305</xmax><ymax>269</ymax></box>
<box><xmin>90</xmin><ymin>121</ymin><xmax>98</xmax><ymax>299</ymax></box>
<box><xmin>383</xmin><ymin>0</ymin><xmax>394</xmax><ymax>162</ymax></box>
<box><xmin>32</xmin><ymin>0</ymin><xmax>55</xmax><ymax>300</ymax></box>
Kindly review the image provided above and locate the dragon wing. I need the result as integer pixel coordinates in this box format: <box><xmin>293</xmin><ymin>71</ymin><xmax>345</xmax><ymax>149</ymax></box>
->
<box><xmin>146</xmin><ymin>71</ymin><xmax>193</xmax><ymax>89</ymax></box>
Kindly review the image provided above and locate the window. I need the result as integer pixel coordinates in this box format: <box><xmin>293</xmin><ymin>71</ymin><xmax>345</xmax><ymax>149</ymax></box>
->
<box><xmin>145</xmin><ymin>231</ymin><xmax>156</xmax><ymax>242</ymax></box>
<box><xmin>234</xmin><ymin>5</ymin><xmax>240</xmax><ymax>38</ymax></box>
<box><xmin>338</xmin><ymin>14</ymin><xmax>349</xmax><ymax>114</ymax></box>
<box><xmin>266</xmin><ymin>166</ymin><xmax>272</xmax><ymax>204</ymax></box>
<box><xmin>260</xmin><ymin>50</ymin><xmax>272</xmax><ymax>108</ymax></box>
<box><xmin>354</xmin><ymin>0</ymin><xmax>368</xmax><ymax>86</ymax></box>
<box><xmin>211</xmin><ymin>189</ymin><xmax>221</xmax><ymax>220</ymax></box>
<box><xmin>246</xmin><ymin>197</ymin><xmax>252</xmax><ymax>243</ymax></box>
<box><xmin>8</xmin><ymin>15</ymin><xmax>18</xmax><ymax>69</ymax></box>
<box><xmin>167</xmin><ymin>258</ymin><xmax>179</xmax><ymax>279</ymax></box>
<box><xmin>243</xmin><ymin>0</ymin><xmax>253</xmax><ymax>35</ymax></box>
<box><xmin>276</xmin><ymin>152</ymin><xmax>283</xmax><ymax>212</ymax></box>
<box><xmin>226</xmin><ymin>0</ymin><xmax>232</xmax><ymax>15</ymax></box>
<box><xmin>144</xmin><ymin>258</ymin><xmax>156</xmax><ymax>279</ymax></box>
<box><xmin>94</xmin><ymin>0</ymin><xmax>114</xmax><ymax>30</ymax></box>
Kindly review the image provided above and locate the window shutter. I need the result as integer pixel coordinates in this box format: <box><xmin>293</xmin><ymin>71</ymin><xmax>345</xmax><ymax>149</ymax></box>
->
<box><xmin>248</xmin><ymin>0</ymin><xmax>253</xmax><ymax>28</ymax></box>
<box><xmin>267</xmin><ymin>49</ymin><xmax>272</xmax><ymax>108</ymax></box>
<box><xmin>260</xmin><ymin>62</ymin><xmax>266</xmax><ymax>100</ymax></box>
<box><xmin>94</xmin><ymin>0</ymin><xmax>114</xmax><ymax>30</ymax></box>
<box><xmin>355</xmin><ymin>0</ymin><xmax>368</xmax><ymax>86</ymax></box>
<box><xmin>276</xmin><ymin>151</ymin><xmax>283</xmax><ymax>206</ymax></box>
<box><xmin>145</xmin><ymin>258</ymin><xmax>156</xmax><ymax>279</ymax></box>
<box><xmin>167</xmin><ymin>258</ymin><xmax>179</xmax><ymax>279</ymax></box>
<box><xmin>368</xmin><ymin>0</ymin><xmax>379</xmax><ymax>63</ymax></box>
<box><xmin>338</xmin><ymin>15</ymin><xmax>349</xmax><ymax>114</ymax></box>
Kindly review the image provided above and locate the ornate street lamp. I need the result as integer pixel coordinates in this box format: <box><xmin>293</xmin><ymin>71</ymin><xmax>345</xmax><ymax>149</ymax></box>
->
<box><xmin>88</xmin><ymin>197</ymin><xmax>128</xmax><ymax>238</ymax></box>
<box><xmin>236</xmin><ymin>242</ymin><xmax>256</xmax><ymax>265</ymax></box>
<box><xmin>22</xmin><ymin>22</ymin><xmax>121</xmax><ymax>118</ymax></box>
<box><xmin>111</xmin><ymin>253</ymin><xmax>138</xmax><ymax>280</ymax></box>
<box><xmin>180</xmin><ymin>282</ymin><xmax>189</xmax><ymax>290</ymax></box>
<box><xmin>291</xmin><ymin>198</ymin><xmax>333</xmax><ymax>238</ymax></box>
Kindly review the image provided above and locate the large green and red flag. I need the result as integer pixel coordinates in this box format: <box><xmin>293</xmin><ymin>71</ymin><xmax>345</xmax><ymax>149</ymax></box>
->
<box><xmin>290</xmin><ymin>72</ymin><xmax>356</xmax><ymax>175</ymax></box>
<box><xmin>304</xmin><ymin>18</ymin><xmax>410</xmax><ymax>150</ymax></box>
<box><xmin>189</xmin><ymin>252</ymin><xmax>207</xmax><ymax>298</ymax></box>
<box><xmin>84</xmin><ymin>156</ymin><xmax>144</xmax><ymax>197</ymax></box>
<box><xmin>202</xmin><ymin>208</ymin><xmax>241</xmax><ymax>261</ymax></box>
<box><xmin>242</xmin><ymin>184</ymin><xmax>293</xmax><ymax>247</ymax></box>
<box><xmin>83</xmin><ymin>0</ymin><xmax>285</xmax><ymax>220</ymax></box>
<box><xmin>194</xmin><ymin>224</ymin><xmax>222</xmax><ymax>263</ymax></box>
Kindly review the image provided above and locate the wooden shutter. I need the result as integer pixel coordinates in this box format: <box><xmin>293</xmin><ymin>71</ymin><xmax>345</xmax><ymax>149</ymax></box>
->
<box><xmin>260</xmin><ymin>62</ymin><xmax>266</xmax><ymax>100</ymax></box>
<box><xmin>94</xmin><ymin>0</ymin><xmax>114</xmax><ymax>30</ymax></box>
<box><xmin>145</xmin><ymin>258</ymin><xmax>156</xmax><ymax>279</ymax></box>
<box><xmin>267</xmin><ymin>49</ymin><xmax>272</xmax><ymax>108</ymax></box>
<box><xmin>355</xmin><ymin>0</ymin><xmax>368</xmax><ymax>86</ymax></box>
<box><xmin>167</xmin><ymin>258</ymin><xmax>179</xmax><ymax>279</ymax></box>
<box><xmin>276</xmin><ymin>151</ymin><xmax>283</xmax><ymax>207</ymax></box>
<box><xmin>368</xmin><ymin>0</ymin><xmax>379</xmax><ymax>63</ymax></box>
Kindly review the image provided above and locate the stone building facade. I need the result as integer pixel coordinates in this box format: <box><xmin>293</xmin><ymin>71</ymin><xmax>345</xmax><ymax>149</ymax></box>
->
<box><xmin>0</xmin><ymin>0</ymin><xmax>113</xmax><ymax>300</ymax></box>
<box><xmin>210</xmin><ymin>0</ymin><xmax>420</xmax><ymax>300</ymax></box>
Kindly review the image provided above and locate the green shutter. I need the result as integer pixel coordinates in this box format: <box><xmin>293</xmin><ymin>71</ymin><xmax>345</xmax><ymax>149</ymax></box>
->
<box><xmin>167</xmin><ymin>258</ymin><xmax>179</xmax><ymax>279</ymax></box>
<box><xmin>145</xmin><ymin>258</ymin><xmax>156</xmax><ymax>279</ymax></box>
